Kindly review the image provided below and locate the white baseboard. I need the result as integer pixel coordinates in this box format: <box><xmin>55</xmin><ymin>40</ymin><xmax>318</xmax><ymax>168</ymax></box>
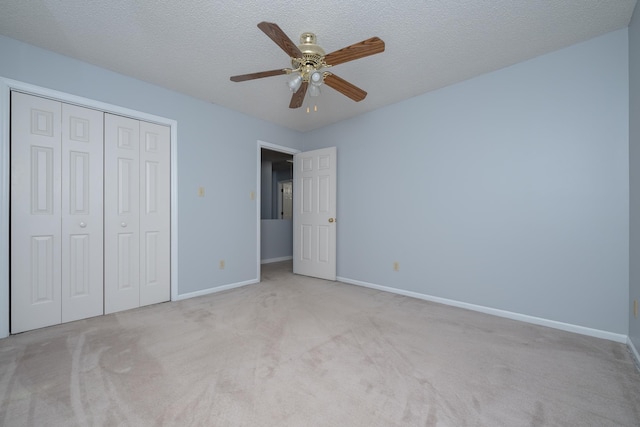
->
<box><xmin>173</xmin><ymin>274</ymin><xmax>631</xmax><ymax>346</ymax></box>
<box><xmin>174</xmin><ymin>278</ymin><xmax>259</xmax><ymax>301</ymax></box>
<box><xmin>261</xmin><ymin>256</ymin><xmax>293</xmax><ymax>264</ymax></box>
<box><xmin>337</xmin><ymin>276</ymin><xmax>628</xmax><ymax>344</ymax></box>
<box><xmin>628</xmin><ymin>337</ymin><xmax>640</xmax><ymax>370</ymax></box>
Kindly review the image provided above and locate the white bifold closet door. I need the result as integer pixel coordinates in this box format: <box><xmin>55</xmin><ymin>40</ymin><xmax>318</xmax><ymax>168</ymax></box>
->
<box><xmin>11</xmin><ymin>93</ymin><xmax>170</xmax><ymax>333</ymax></box>
<box><xmin>104</xmin><ymin>114</ymin><xmax>170</xmax><ymax>314</ymax></box>
<box><xmin>11</xmin><ymin>92</ymin><xmax>104</xmax><ymax>333</ymax></box>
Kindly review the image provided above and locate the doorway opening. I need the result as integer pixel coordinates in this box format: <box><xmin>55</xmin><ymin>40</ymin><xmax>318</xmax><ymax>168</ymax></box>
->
<box><xmin>256</xmin><ymin>141</ymin><xmax>300</xmax><ymax>278</ymax></box>
<box><xmin>261</xmin><ymin>148</ymin><xmax>293</xmax><ymax>221</ymax></box>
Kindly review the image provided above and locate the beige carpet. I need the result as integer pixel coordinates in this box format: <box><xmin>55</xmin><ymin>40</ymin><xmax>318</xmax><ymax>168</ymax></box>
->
<box><xmin>1</xmin><ymin>261</ymin><xmax>639</xmax><ymax>426</ymax></box>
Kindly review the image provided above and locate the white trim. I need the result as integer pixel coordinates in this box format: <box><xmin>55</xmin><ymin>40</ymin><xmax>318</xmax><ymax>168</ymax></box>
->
<box><xmin>261</xmin><ymin>256</ymin><xmax>293</xmax><ymax>264</ymax></box>
<box><xmin>256</xmin><ymin>140</ymin><xmax>300</xmax><ymax>283</ymax></box>
<box><xmin>0</xmin><ymin>77</ymin><xmax>179</xmax><ymax>338</ymax></box>
<box><xmin>169</xmin><ymin>121</ymin><xmax>179</xmax><ymax>303</ymax></box>
<box><xmin>337</xmin><ymin>276</ymin><xmax>629</xmax><ymax>344</ymax></box>
<box><xmin>259</xmin><ymin>140</ymin><xmax>300</xmax><ymax>155</ymax></box>
<box><xmin>174</xmin><ymin>279</ymin><xmax>259</xmax><ymax>301</ymax></box>
<box><xmin>0</xmin><ymin>80</ymin><xmax>9</xmax><ymax>339</ymax></box>
<box><xmin>629</xmin><ymin>337</ymin><xmax>640</xmax><ymax>370</ymax></box>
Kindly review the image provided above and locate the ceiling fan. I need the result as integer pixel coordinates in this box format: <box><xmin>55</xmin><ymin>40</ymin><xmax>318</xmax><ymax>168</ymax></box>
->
<box><xmin>230</xmin><ymin>22</ymin><xmax>385</xmax><ymax>109</ymax></box>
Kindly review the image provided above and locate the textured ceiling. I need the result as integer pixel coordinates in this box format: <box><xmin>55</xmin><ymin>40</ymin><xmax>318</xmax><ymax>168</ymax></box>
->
<box><xmin>0</xmin><ymin>0</ymin><xmax>636</xmax><ymax>132</ymax></box>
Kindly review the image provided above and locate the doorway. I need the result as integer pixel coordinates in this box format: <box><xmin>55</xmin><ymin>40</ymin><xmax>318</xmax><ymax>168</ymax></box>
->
<box><xmin>256</xmin><ymin>141</ymin><xmax>299</xmax><ymax>276</ymax></box>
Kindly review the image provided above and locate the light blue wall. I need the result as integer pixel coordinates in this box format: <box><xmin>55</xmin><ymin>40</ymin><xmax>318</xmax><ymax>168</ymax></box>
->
<box><xmin>0</xmin><ymin>27</ymin><xmax>634</xmax><ymax>338</ymax></box>
<box><xmin>261</xmin><ymin>220</ymin><xmax>293</xmax><ymax>262</ymax></box>
<box><xmin>630</xmin><ymin>4</ymin><xmax>640</xmax><ymax>352</ymax></box>
<box><xmin>0</xmin><ymin>35</ymin><xmax>302</xmax><ymax>307</ymax></box>
<box><xmin>304</xmin><ymin>29</ymin><xmax>630</xmax><ymax>335</ymax></box>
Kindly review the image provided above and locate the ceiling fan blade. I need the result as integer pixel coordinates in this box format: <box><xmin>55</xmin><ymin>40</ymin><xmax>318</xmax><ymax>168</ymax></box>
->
<box><xmin>324</xmin><ymin>37</ymin><xmax>385</xmax><ymax>66</ymax></box>
<box><xmin>289</xmin><ymin>81</ymin><xmax>308</xmax><ymax>109</ymax></box>
<box><xmin>257</xmin><ymin>21</ymin><xmax>303</xmax><ymax>58</ymax></box>
<box><xmin>230</xmin><ymin>69</ymin><xmax>288</xmax><ymax>82</ymax></box>
<box><xmin>324</xmin><ymin>74</ymin><xmax>367</xmax><ymax>102</ymax></box>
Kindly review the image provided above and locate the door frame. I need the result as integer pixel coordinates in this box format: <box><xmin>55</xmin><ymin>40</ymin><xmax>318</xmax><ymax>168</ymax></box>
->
<box><xmin>0</xmin><ymin>77</ymin><xmax>179</xmax><ymax>338</ymax></box>
<box><xmin>256</xmin><ymin>140</ymin><xmax>300</xmax><ymax>278</ymax></box>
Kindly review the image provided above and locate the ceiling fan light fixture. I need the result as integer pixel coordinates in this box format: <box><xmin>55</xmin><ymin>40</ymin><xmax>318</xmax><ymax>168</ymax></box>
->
<box><xmin>287</xmin><ymin>74</ymin><xmax>302</xmax><ymax>92</ymax></box>
<box><xmin>309</xmin><ymin>84</ymin><xmax>321</xmax><ymax>97</ymax></box>
<box><xmin>310</xmin><ymin>70</ymin><xmax>323</xmax><ymax>87</ymax></box>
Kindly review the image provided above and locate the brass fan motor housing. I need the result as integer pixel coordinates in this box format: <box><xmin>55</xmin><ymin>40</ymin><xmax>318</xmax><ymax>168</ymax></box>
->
<box><xmin>291</xmin><ymin>32</ymin><xmax>328</xmax><ymax>80</ymax></box>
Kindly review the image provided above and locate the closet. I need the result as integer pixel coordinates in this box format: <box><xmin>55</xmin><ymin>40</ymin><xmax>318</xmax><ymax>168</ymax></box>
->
<box><xmin>104</xmin><ymin>114</ymin><xmax>171</xmax><ymax>314</ymax></box>
<box><xmin>10</xmin><ymin>92</ymin><xmax>170</xmax><ymax>333</ymax></box>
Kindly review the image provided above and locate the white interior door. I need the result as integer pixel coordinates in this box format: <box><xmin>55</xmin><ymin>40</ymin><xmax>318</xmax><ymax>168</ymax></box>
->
<box><xmin>61</xmin><ymin>103</ymin><xmax>104</xmax><ymax>323</ymax></box>
<box><xmin>104</xmin><ymin>114</ymin><xmax>140</xmax><ymax>314</ymax></box>
<box><xmin>11</xmin><ymin>92</ymin><xmax>62</xmax><ymax>333</ymax></box>
<box><xmin>139</xmin><ymin>121</ymin><xmax>170</xmax><ymax>306</ymax></box>
<box><xmin>293</xmin><ymin>147</ymin><xmax>337</xmax><ymax>280</ymax></box>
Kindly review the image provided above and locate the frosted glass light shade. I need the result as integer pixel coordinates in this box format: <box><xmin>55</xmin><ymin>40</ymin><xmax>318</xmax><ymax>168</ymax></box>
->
<box><xmin>287</xmin><ymin>74</ymin><xmax>302</xmax><ymax>92</ymax></box>
<box><xmin>310</xmin><ymin>71</ymin><xmax>323</xmax><ymax>86</ymax></box>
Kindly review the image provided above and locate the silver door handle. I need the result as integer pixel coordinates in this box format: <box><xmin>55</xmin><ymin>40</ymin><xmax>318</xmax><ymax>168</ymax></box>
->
<box><xmin>121</xmin><ymin>222</ymin><xmax>127</xmax><ymax>228</ymax></box>
<box><xmin>79</xmin><ymin>222</ymin><xmax>87</xmax><ymax>228</ymax></box>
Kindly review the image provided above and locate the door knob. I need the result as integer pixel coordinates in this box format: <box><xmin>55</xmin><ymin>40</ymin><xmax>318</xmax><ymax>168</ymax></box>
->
<box><xmin>79</xmin><ymin>222</ymin><xmax>87</xmax><ymax>228</ymax></box>
<box><xmin>328</xmin><ymin>218</ymin><xmax>335</xmax><ymax>223</ymax></box>
<box><xmin>121</xmin><ymin>222</ymin><xmax>127</xmax><ymax>228</ymax></box>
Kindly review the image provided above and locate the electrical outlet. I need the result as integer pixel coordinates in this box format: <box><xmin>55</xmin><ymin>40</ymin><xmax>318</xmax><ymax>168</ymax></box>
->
<box><xmin>393</xmin><ymin>261</ymin><xmax>399</xmax><ymax>272</ymax></box>
<box><xmin>635</xmin><ymin>299</ymin><xmax>638</xmax><ymax>318</ymax></box>
<box><xmin>219</xmin><ymin>260</ymin><xmax>225</xmax><ymax>270</ymax></box>
<box><xmin>198</xmin><ymin>187</ymin><xmax>205</xmax><ymax>197</ymax></box>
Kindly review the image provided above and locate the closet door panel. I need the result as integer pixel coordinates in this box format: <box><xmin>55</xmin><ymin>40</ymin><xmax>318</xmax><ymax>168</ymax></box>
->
<box><xmin>139</xmin><ymin>122</ymin><xmax>170</xmax><ymax>306</ymax></box>
<box><xmin>61</xmin><ymin>103</ymin><xmax>104</xmax><ymax>322</ymax></box>
<box><xmin>11</xmin><ymin>92</ymin><xmax>62</xmax><ymax>333</ymax></box>
<box><xmin>104</xmin><ymin>114</ymin><xmax>140</xmax><ymax>314</ymax></box>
